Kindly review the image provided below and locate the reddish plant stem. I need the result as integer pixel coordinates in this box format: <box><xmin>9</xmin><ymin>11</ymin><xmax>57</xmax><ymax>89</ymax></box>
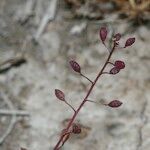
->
<box><xmin>86</xmin><ymin>99</ymin><xmax>97</xmax><ymax>103</ymax></box>
<box><xmin>86</xmin><ymin>100</ymin><xmax>105</xmax><ymax>105</ymax></box>
<box><xmin>64</xmin><ymin>101</ymin><xmax>76</xmax><ymax>112</ymax></box>
<box><xmin>80</xmin><ymin>73</ymin><xmax>93</xmax><ymax>84</ymax></box>
<box><xmin>102</xmin><ymin>72</ymin><xmax>110</xmax><ymax>75</ymax></box>
<box><xmin>54</xmin><ymin>44</ymin><xmax>116</xmax><ymax>149</ymax></box>
<box><xmin>107</xmin><ymin>61</ymin><xmax>114</xmax><ymax>66</ymax></box>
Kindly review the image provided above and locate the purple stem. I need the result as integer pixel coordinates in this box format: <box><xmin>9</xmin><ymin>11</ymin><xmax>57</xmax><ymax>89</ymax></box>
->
<box><xmin>64</xmin><ymin>101</ymin><xmax>76</xmax><ymax>113</ymax></box>
<box><xmin>80</xmin><ymin>73</ymin><xmax>93</xmax><ymax>84</ymax></box>
<box><xmin>53</xmin><ymin>42</ymin><xmax>117</xmax><ymax>149</ymax></box>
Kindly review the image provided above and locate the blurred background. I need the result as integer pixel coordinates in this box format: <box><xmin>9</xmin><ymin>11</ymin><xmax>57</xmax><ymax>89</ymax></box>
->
<box><xmin>0</xmin><ymin>0</ymin><xmax>149</xmax><ymax>150</ymax></box>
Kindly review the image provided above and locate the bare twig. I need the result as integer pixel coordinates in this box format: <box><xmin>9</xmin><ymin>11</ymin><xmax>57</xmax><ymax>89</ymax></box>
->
<box><xmin>34</xmin><ymin>0</ymin><xmax>58</xmax><ymax>41</ymax></box>
<box><xmin>0</xmin><ymin>92</ymin><xmax>16</xmax><ymax>145</ymax></box>
<box><xmin>70</xmin><ymin>22</ymin><xmax>87</xmax><ymax>35</ymax></box>
<box><xmin>16</xmin><ymin>0</ymin><xmax>36</xmax><ymax>24</ymax></box>
<box><xmin>129</xmin><ymin>0</ymin><xmax>136</xmax><ymax>9</ymax></box>
<box><xmin>0</xmin><ymin>109</ymin><xmax>29</xmax><ymax>116</ymax></box>
<box><xmin>0</xmin><ymin>56</ymin><xmax>26</xmax><ymax>73</ymax></box>
<box><xmin>21</xmin><ymin>0</ymin><xmax>36</xmax><ymax>23</ymax></box>
<box><xmin>137</xmin><ymin>100</ymin><xmax>148</xmax><ymax>150</ymax></box>
<box><xmin>138</xmin><ymin>1</ymin><xmax>150</xmax><ymax>11</ymax></box>
<box><xmin>24</xmin><ymin>0</ymin><xmax>36</xmax><ymax>17</ymax></box>
<box><xmin>0</xmin><ymin>56</ymin><xmax>26</xmax><ymax>67</ymax></box>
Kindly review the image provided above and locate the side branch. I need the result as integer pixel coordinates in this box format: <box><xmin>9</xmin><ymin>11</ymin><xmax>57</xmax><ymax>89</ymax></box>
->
<box><xmin>80</xmin><ymin>73</ymin><xmax>93</xmax><ymax>84</ymax></box>
<box><xmin>53</xmin><ymin>42</ymin><xmax>116</xmax><ymax>149</ymax></box>
<box><xmin>64</xmin><ymin>101</ymin><xmax>76</xmax><ymax>113</ymax></box>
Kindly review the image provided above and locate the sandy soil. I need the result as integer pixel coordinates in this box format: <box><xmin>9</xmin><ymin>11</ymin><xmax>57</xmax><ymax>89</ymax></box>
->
<box><xmin>0</xmin><ymin>0</ymin><xmax>150</xmax><ymax>150</ymax></box>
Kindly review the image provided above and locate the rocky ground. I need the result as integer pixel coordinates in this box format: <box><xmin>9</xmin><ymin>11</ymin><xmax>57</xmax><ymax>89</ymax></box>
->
<box><xmin>0</xmin><ymin>0</ymin><xmax>150</xmax><ymax>150</ymax></box>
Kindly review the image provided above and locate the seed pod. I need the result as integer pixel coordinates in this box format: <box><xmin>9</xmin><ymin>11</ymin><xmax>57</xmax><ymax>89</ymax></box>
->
<box><xmin>124</xmin><ymin>37</ymin><xmax>135</xmax><ymax>47</ymax></box>
<box><xmin>108</xmin><ymin>100</ymin><xmax>122</xmax><ymax>108</ymax></box>
<box><xmin>72</xmin><ymin>124</ymin><xmax>81</xmax><ymax>134</ymax></box>
<box><xmin>55</xmin><ymin>89</ymin><xmax>65</xmax><ymax>101</ymax></box>
<box><xmin>113</xmin><ymin>33</ymin><xmax>121</xmax><ymax>41</ymax></box>
<box><xmin>114</xmin><ymin>60</ymin><xmax>125</xmax><ymax>69</ymax></box>
<box><xmin>99</xmin><ymin>27</ymin><xmax>107</xmax><ymax>43</ymax></box>
<box><xmin>69</xmin><ymin>60</ymin><xmax>81</xmax><ymax>73</ymax></box>
<box><xmin>110</xmin><ymin>67</ymin><xmax>120</xmax><ymax>75</ymax></box>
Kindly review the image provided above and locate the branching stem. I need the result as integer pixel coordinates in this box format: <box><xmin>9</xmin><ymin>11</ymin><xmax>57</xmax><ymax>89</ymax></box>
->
<box><xmin>53</xmin><ymin>42</ymin><xmax>116</xmax><ymax>149</ymax></box>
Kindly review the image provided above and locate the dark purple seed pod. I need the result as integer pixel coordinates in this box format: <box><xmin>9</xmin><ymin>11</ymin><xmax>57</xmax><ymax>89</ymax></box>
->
<box><xmin>55</xmin><ymin>89</ymin><xmax>65</xmax><ymax>101</ymax></box>
<box><xmin>124</xmin><ymin>37</ymin><xmax>135</xmax><ymax>47</ymax></box>
<box><xmin>113</xmin><ymin>33</ymin><xmax>121</xmax><ymax>41</ymax></box>
<box><xmin>69</xmin><ymin>60</ymin><xmax>81</xmax><ymax>73</ymax></box>
<box><xmin>72</xmin><ymin>124</ymin><xmax>81</xmax><ymax>134</ymax></box>
<box><xmin>99</xmin><ymin>27</ymin><xmax>107</xmax><ymax>43</ymax></box>
<box><xmin>108</xmin><ymin>100</ymin><xmax>122</xmax><ymax>108</ymax></box>
<box><xmin>114</xmin><ymin>60</ymin><xmax>125</xmax><ymax>69</ymax></box>
<box><xmin>110</xmin><ymin>67</ymin><xmax>120</xmax><ymax>75</ymax></box>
